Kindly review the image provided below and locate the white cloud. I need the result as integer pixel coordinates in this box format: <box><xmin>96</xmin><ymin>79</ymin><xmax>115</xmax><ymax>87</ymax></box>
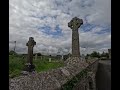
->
<box><xmin>9</xmin><ymin>0</ymin><xmax>111</xmax><ymax>55</ymax></box>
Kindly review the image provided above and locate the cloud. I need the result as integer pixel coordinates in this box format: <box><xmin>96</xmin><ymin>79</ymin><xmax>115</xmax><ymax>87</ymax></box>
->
<box><xmin>9</xmin><ymin>0</ymin><xmax>111</xmax><ymax>55</ymax></box>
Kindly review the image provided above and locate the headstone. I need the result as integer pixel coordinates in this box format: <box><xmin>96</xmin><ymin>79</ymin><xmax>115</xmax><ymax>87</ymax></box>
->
<box><xmin>108</xmin><ymin>49</ymin><xmax>111</xmax><ymax>59</ymax></box>
<box><xmin>68</xmin><ymin>17</ymin><xmax>83</xmax><ymax>58</ymax></box>
<box><xmin>35</xmin><ymin>54</ymin><xmax>37</xmax><ymax>60</ymax></box>
<box><xmin>24</xmin><ymin>37</ymin><xmax>36</xmax><ymax>72</ymax></box>
<box><xmin>49</xmin><ymin>58</ymin><xmax>51</xmax><ymax>62</ymax></box>
<box><xmin>49</xmin><ymin>55</ymin><xmax>51</xmax><ymax>62</ymax></box>
<box><xmin>61</xmin><ymin>55</ymin><xmax>63</xmax><ymax>60</ymax></box>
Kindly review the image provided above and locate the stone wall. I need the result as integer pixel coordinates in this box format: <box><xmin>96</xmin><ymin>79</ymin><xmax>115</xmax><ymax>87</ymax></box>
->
<box><xmin>9</xmin><ymin>59</ymin><xmax>99</xmax><ymax>90</ymax></box>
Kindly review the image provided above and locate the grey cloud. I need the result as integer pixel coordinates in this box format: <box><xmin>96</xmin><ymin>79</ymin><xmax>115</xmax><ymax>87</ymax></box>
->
<box><xmin>9</xmin><ymin>0</ymin><xmax>111</xmax><ymax>55</ymax></box>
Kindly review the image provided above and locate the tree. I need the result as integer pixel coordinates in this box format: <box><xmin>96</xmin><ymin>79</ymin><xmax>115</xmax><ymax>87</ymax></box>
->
<box><xmin>9</xmin><ymin>50</ymin><xmax>17</xmax><ymax>55</ymax></box>
<box><xmin>101</xmin><ymin>52</ymin><xmax>109</xmax><ymax>59</ymax></box>
<box><xmin>85</xmin><ymin>54</ymin><xmax>90</xmax><ymax>59</ymax></box>
<box><xmin>37</xmin><ymin>53</ymin><xmax>42</xmax><ymax>56</ymax></box>
<box><xmin>90</xmin><ymin>51</ymin><xmax>100</xmax><ymax>58</ymax></box>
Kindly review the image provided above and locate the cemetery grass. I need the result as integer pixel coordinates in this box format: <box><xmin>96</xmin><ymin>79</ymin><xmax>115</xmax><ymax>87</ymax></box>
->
<box><xmin>9</xmin><ymin>55</ymin><xmax>64</xmax><ymax>78</ymax></box>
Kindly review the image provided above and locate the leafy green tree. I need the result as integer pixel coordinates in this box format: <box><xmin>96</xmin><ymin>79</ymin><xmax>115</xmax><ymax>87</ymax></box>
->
<box><xmin>9</xmin><ymin>50</ymin><xmax>17</xmax><ymax>55</ymax></box>
<box><xmin>90</xmin><ymin>51</ymin><xmax>100</xmax><ymax>58</ymax></box>
<box><xmin>37</xmin><ymin>53</ymin><xmax>42</xmax><ymax>56</ymax></box>
<box><xmin>101</xmin><ymin>52</ymin><xmax>109</xmax><ymax>59</ymax></box>
<box><xmin>85</xmin><ymin>54</ymin><xmax>90</xmax><ymax>59</ymax></box>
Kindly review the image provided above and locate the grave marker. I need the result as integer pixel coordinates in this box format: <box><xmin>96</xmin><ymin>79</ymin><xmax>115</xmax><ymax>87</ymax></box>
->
<box><xmin>24</xmin><ymin>37</ymin><xmax>36</xmax><ymax>72</ymax></box>
<box><xmin>68</xmin><ymin>17</ymin><xmax>83</xmax><ymax>57</ymax></box>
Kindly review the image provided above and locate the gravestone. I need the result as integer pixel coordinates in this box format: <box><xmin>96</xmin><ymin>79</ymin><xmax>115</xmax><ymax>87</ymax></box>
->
<box><xmin>68</xmin><ymin>17</ymin><xmax>83</xmax><ymax>57</ymax></box>
<box><xmin>35</xmin><ymin>54</ymin><xmax>37</xmax><ymax>60</ymax></box>
<box><xmin>49</xmin><ymin>55</ymin><xmax>51</xmax><ymax>62</ymax></box>
<box><xmin>108</xmin><ymin>49</ymin><xmax>111</xmax><ymax>59</ymax></box>
<box><xmin>61</xmin><ymin>55</ymin><xmax>63</xmax><ymax>60</ymax></box>
<box><xmin>24</xmin><ymin>37</ymin><xmax>36</xmax><ymax>72</ymax></box>
<box><xmin>65</xmin><ymin>17</ymin><xmax>88</xmax><ymax>67</ymax></box>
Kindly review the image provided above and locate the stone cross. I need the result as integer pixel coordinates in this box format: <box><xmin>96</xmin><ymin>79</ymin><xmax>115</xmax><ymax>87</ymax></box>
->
<box><xmin>68</xmin><ymin>17</ymin><xmax>83</xmax><ymax>57</ymax></box>
<box><xmin>25</xmin><ymin>37</ymin><xmax>36</xmax><ymax>72</ymax></box>
<box><xmin>26</xmin><ymin>37</ymin><xmax>36</xmax><ymax>64</ymax></box>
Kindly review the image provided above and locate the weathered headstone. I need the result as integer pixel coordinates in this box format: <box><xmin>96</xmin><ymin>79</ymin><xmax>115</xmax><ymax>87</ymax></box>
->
<box><xmin>49</xmin><ymin>58</ymin><xmax>51</xmax><ymax>62</ymax></box>
<box><xmin>35</xmin><ymin>54</ymin><xmax>37</xmax><ymax>60</ymax></box>
<box><xmin>24</xmin><ymin>37</ymin><xmax>36</xmax><ymax>72</ymax></box>
<box><xmin>68</xmin><ymin>17</ymin><xmax>83</xmax><ymax>57</ymax></box>
<box><xmin>108</xmin><ymin>49</ymin><xmax>111</xmax><ymax>59</ymax></box>
<box><xmin>61</xmin><ymin>55</ymin><xmax>63</xmax><ymax>60</ymax></box>
<box><xmin>49</xmin><ymin>55</ymin><xmax>51</xmax><ymax>62</ymax></box>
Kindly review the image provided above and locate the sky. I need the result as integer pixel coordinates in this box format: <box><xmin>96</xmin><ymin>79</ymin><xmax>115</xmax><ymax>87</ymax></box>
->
<box><xmin>9</xmin><ymin>0</ymin><xmax>111</xmax><ymax>55</ymax></box>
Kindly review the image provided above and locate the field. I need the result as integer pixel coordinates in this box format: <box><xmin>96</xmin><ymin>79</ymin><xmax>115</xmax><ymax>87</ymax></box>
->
<box><xmin>9</xmin><ymin>55</ymin><xmax>64</xmax><ymax>78</ymax></box>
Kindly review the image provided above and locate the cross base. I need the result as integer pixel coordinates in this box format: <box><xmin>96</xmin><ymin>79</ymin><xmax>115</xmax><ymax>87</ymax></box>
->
<box><xmin>23</xmin><ymin>63</ymin><xmax>35</xmax><ymax>72</ymax></box>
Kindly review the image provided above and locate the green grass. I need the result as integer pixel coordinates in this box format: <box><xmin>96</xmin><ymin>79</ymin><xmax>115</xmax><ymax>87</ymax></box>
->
<box><xmin>34</xmin><ymin>60</ymin><xmax>64</xmax><ymax>72</ymax></box>
<box><xmin>9</xmin><ymin>55</ymin><xmax>64</xmax><ymax>78</ymax></box>
<box><xmin>9</xmin><ymin>55</ymin><xmax>26</xmax><ymax>78</ymax></box>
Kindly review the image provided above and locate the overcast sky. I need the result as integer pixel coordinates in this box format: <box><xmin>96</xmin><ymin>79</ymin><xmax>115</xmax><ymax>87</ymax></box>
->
<box><xmin>9</xmin><ymin>0</ymin><xmax>111</xmax><ymax>55</ymax></box>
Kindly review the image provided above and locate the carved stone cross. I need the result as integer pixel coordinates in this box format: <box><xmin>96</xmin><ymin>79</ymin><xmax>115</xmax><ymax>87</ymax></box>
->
<box><xmin>68</xmin><ymin>17</ymin><xmax>83</xmax><ymax>57</ymax></box>
<box><xmin>68</xmin><ymin>17</ymin><xmax>83</xmax><ymax>30</ymax></box>
<box><xmin>25</xmin><ymin>37</ymin><xmax>36</xmax><ymax>72</ymax></box>
<box><xmin>26</xmin><ymin>37</ymin><xmax>36</xmax><ymax>64</ymax></box>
